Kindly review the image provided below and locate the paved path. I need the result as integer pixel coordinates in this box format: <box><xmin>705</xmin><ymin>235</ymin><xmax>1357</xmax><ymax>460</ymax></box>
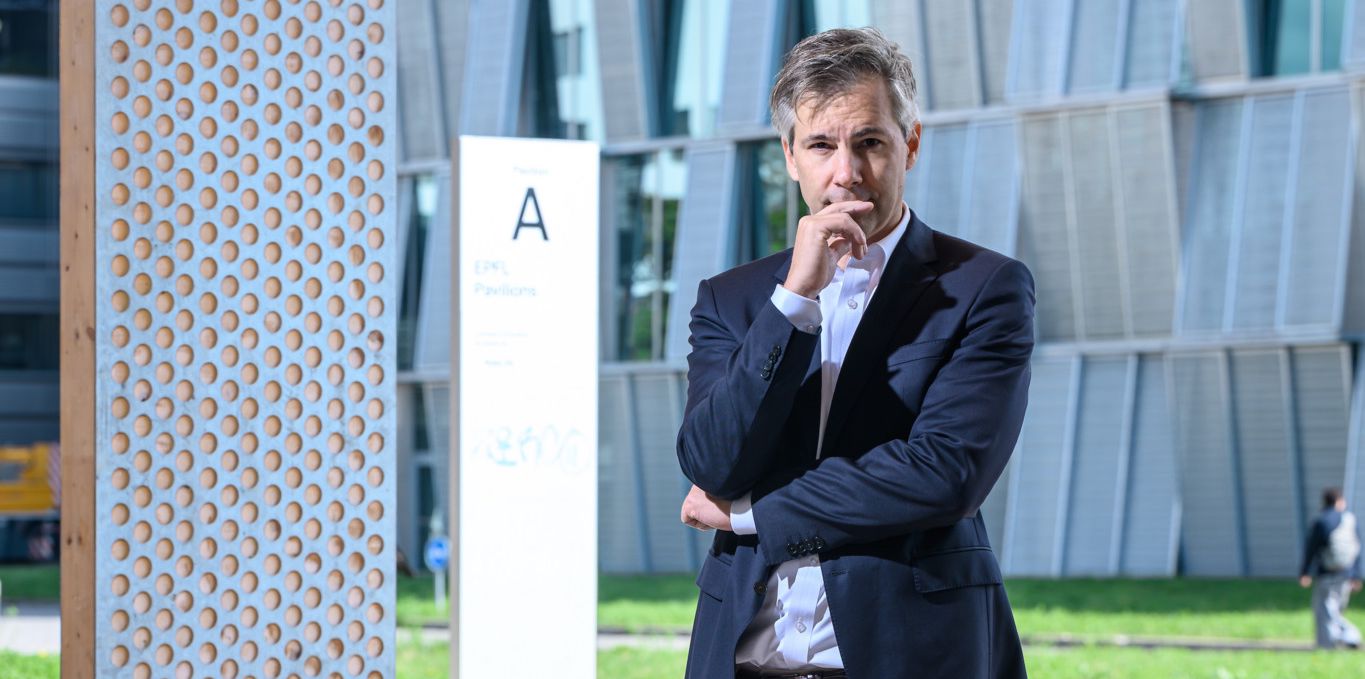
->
<box><xmin>3</xmin><ymin>611</ymin><xmax>1342</xmax><ymax>656</ymax></box>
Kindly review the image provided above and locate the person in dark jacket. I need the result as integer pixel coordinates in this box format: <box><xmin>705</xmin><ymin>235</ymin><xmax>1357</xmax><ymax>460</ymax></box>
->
<box><xmin>1300</xmin><ymin>486</ymin><xmax>1363</xmax><ymax>649</ymax></box>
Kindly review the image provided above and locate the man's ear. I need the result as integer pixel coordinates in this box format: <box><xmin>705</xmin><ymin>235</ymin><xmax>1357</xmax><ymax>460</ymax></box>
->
<box><xmin>782</xmin><ymin>136</ymin><xmax>799</xmax><ymax>182</ymax></box>
<box><xmin>904</xmin><ymin>121</ymin><xmax>922</xmax><ymax>172</ymax></box>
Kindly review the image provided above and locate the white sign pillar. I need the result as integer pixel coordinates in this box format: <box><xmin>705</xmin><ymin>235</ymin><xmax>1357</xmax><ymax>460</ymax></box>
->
<box><xmin>451</xmin><ymin>136</ymin><xmax>600</xmax><ymax>678</ymax></box>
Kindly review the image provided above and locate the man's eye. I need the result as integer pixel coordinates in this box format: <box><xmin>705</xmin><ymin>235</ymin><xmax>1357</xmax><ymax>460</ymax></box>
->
<box><xmin>810</xmin><ymin>142</ymin><xmax>832</xmax><ymax>150</ymax></box>
<box><xmin>861</xmin><ymin>138</ymin><xmax>883</xmax><ymax>148</ymax></box>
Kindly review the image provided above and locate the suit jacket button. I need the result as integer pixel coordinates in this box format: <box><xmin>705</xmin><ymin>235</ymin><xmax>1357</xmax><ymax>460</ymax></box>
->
<box><xmin>754</xmin><ymin>582</ymin><xmax>766</xmax><ymax>595</ymax></box>
<box><xmin>787</xmin><ymin>544</ymin><xmax>798</xmax><ymax>557</ymax></box>
<box><xmin>814</xmin><ymin>537</ymin><xmax>826</xmax><ymax>550</ymax></box>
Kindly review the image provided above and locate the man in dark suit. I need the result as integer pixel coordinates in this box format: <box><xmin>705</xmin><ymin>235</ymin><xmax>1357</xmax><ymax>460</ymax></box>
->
<box><xmin>675</xmin><ymin>28</ymin><xmax>1033</xmax><ymax>678</ymax></box>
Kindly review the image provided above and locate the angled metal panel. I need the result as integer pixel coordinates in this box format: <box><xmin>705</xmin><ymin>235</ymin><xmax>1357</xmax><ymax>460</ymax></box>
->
<box><xmin>1229</xmin><ymin>95</ymin><xmax>1295</xmax><ymax>332</ymax></box>
<box><xmin>918</xmin><ymin>124</ymin><xmax>969</xmax><ymax>232</ymax></box>
<box><xmin>1017</xmin><ymin>115</ymin><xmax>1077</xmax><ymax>342</ymax></box>
<box><xmin>1284</xmin><ymin>88</ymin><xmax>1353</xmax><ymax>330</ymax></box>
<box><xmin>980</xmin><ymin>453</ymin><xmax>1015</xmax><ymax>567</ymax></box>
<box><xmin>977</xmin><ymin>0</ymin><xmax>1015</xmax><ymax>104</ymax></box>
<box><xmin>1004</xmin><ymin>358</ymin><xmax>1075</xmax><ymax>576</ymax></box>
<box><xmin>1170</xmin><ymin>352</ymin><xmax>1245</xmax><ymax>575</ymax></box>
<box><xmin>1184</xmin><ymin>0</ymin><xmax>1249</xmax><ymax>81</ymax></box>
<box><xmin>0</xmin><ymin>261</ymin><xmax>59</xmax><ymax>311</ymax></box>
<box><xmin>923</xmin><ymin>0</ymin><xmax>983</xmax><ymax>109</ymax></box>
<box><xmin>665</xmin><ymin>143</ymin><xmax>737</xmax><ymax>361</ymax></box>
<box><xmin>434</xmin><ymin>0</ymin><xmax>471</xmax><ymax>148</ymax></box>
<box><xmin>1292</xmin><ymin>345</ymin><xmax>1353</xmax><ymax>528</ymax></box>
<box><xmin>1005</xmin><ymin>0</ymin><xmax>1072</xmax><ymax>102</ymax></box>
<box><xmin>1347</xmin><ymin>344</ymin><xmax>1365</xmax><ymax>507</ymax></box>
<box><xmin>870</xmin><ymin>0</ymin><xmax>928</xmax><ymax>98</ymax></box>
<box><xmin>1347</xmin><ymin>0</ymin><xmax>1365</xmax><ymax>69</ymax></box>
<box><xmin>397</xmin><ymin>0</ymin><xmax>447</xmax><ymax>160</ymax></box>
<box><xmin>1113</xmin><ymin>104</ymin><xmax>1178</xmax><ymax>337</ymax></box>
<box><xmin>1067</xmin><ymin>0</ymin><xmax>1123</xmax><ymax>94</ymax></box>
<box><xmin>716</xmin><ymin>0</ymin><xmax>783</xmax><ymax>131</ymax></box>
<box><xmin>634</xmin><ymin>374</ymin><xmax>691</xmax><ymax>572</ymax></box>
<box><xmin>1178</xmin><ymin>100</ymin><xmax>1243</xmax><ymax>335</ymax></box>
<box><xmin>1229</xmin><ymin>350</ymin><xmax>1301</xmax><ymax>576</ymax></box>
<box><xmin>966</xmin><ymin>119</ymin><xmax>1021</xmax><ymax>256</ymax></box>
<box><xmin>460</xmin><ymin>0</ymin><xmax>531</xmax><ymax>135</ymax></box>
<box><xmin>1345</xmin><ymin>83</ymin><xmax>1365</xmax><ymax>336</ymax></box>
<box><xmin>0</xmin><ymin>226</ymin><xmax>57</xmax><ymax>265</ymax></box>
<box><xmin>598</xmin><ymin>376</ymin><xmax>645</xmax><ymax>572</ymax></box>
<box><xmin>0</xmin><ymin>79</ymin><xmax>58</xmax><ymax>158</ymax></box>
<box><xmin>595</xmin><ymin>0</ymin><xmax>651</xmax><ymax>141</ymax></box>
<box><xmin>1068</xmin><ymin>109</ymin><xmax>1125</xmax><ymax>340</ymax></box>
<box><xmin>1123</xmin><ymin>0</ymin><xmax>1179</xmax><ymax>88</ymax></box>
<box><xmin>1121</xmin><ymin>353</ymin><xmax>1179</xmax><ymax>576</ymax></box>
<box><xmin>1064</xmin><ymin>356</ymin><xmax>1128</xmax><ymax>576</ymax></box>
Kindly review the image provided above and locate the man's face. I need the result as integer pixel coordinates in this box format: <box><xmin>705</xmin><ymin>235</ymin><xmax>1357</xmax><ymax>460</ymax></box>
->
<box><xmin>782</xmin><ymin>77</ymin><xmax>920</xmax><ymax>242</ymax></box>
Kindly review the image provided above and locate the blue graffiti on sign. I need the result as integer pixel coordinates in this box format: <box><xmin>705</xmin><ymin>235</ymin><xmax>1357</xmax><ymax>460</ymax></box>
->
<box><xmin>473</xmin><ymin>425</ymin><xmax>588</xmax><ymax>472</ymax></box>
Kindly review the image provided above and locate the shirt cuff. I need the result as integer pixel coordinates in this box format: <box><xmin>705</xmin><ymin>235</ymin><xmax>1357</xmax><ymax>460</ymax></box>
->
<box><xmin>730</xmin><ymin>493</ymin><xmax>757</xmax><ymax>535</ymax></box>
<box><xmin>770</xmin><ymin>284</ymin><xmax>821</xmax><ymax>334</ymax></box>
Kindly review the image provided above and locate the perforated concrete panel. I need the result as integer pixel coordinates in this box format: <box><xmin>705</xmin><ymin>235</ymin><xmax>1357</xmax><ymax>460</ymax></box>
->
<box><xmin>94</xmin><ymin>1</ymin><xmax>396</xmax><ymax>677</ymax></box>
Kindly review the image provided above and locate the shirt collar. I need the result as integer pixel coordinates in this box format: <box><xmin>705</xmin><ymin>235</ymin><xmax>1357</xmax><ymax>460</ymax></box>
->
<box><xmin>847</xmin><ymin>202</ymin><xmax>910</xmax><ymax>272</ymax></box>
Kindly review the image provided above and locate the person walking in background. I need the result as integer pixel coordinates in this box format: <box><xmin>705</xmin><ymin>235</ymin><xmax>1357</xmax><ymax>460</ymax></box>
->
<box><xmin>1300</xmin><ymin>486</ymin><xmax>1363</xmax><ymax>650</ymax></box>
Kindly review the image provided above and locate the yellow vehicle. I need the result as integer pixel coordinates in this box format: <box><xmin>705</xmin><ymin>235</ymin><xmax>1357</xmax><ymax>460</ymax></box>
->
<box><xmin>0</xmin><ymin>444</ymin><xmax>57</xmax><ymax>513</ymax></box>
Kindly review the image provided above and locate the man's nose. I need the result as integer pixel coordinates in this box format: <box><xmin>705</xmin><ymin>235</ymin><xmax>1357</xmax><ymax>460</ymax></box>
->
<box><xmin>832</xmin><ymin>147</ymin><xmax>861</xmax><ymax>187</ymax></box>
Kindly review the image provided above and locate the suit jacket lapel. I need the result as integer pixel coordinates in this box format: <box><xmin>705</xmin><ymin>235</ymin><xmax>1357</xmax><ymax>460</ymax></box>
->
<box><xmin>818</xmin><ymin>214</ymin><xmax>940</xmax><ymax>457</ymax></box>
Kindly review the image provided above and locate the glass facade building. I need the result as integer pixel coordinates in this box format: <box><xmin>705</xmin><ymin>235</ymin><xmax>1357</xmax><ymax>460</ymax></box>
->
<box><xmin>10</xmin><ymin>0</ymin><xmax>1365</xmax><ymax>577</ymax></box>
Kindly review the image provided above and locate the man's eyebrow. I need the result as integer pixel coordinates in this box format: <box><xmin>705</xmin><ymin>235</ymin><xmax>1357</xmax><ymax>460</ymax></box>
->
<box><xmin>801</xmin><ymin>132</ymin><xmax>834</xmax><ymax>144</ymax></box>
<box><xmin>851</xmin><ymin>126</ymin><xmax>891</xmax><ymax>138</ymax></box>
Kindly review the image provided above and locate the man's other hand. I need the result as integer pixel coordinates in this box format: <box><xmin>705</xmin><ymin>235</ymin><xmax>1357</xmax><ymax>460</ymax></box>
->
<box><xmin>681</xmin><ymin>484</ymin><xmax>733</xmax><ymax>532</ymax></box>
<box><xmin>1300</xmin><ymin>575</ymin><xmax>1313</xmax><ymax>588</ymax></box>
<box><xmin>782</xmin><ymin>201</ymin><xmax>873</xmax><ymax>299</ymax></box>
<box><xmin>1352</xmin><ymin>579</ymin><xmax>1363</xmax><ymax>593</ymax></box>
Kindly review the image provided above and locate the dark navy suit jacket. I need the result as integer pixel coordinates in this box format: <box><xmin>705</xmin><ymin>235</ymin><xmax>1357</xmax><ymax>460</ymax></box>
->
<box><xmin>677</xmin><ymin>212</ymin><xmax>1033</xmax><ymax>679</ymax></box>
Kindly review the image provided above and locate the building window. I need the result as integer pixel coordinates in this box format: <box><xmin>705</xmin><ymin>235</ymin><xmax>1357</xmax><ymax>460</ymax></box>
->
<box><xmin>654</xmin><ymin>0</ymin><xmax>728</xmax><ymax>137</ymax></box>
<box><xmin>1257</xmin><ymin>0</ymin><xmax>1347</xmax><ymax>75</ymax></box>
<box><xmin>398</xmin><ymin>176</ymin><xmax>438</xmax><ymax>372</ymax></box>
<box><xmin>0</xmin><ymin>314</ymin><xmax>57</xmax><ymax>370</ymax></box>
<box><xmin>609</xmin><ymin>150</ymin><xmax>685</xmax><ymax>361</ymax></box>
<box><xmin>0</xmin><ymin>162</ymin><xmax>56</xmax><ymax>222</ymax></box>
<box><xmin>521</xmin><ymin>0</ymin><xmax>604</xmax><ymax>141</ymax></box>
<box><xmin>0</xmin><ymin>1</ymin><xmax>55</xmax><ymax>79</ymax></box>
<box><xmin>737</xmin><ymin>139</ymin><xmax>805</xmax><ymax>263</ymax></box>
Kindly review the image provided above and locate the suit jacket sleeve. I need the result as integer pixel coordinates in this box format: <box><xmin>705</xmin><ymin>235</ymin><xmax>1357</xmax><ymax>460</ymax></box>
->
<box><xmin>749</xmin><ymin>258</ymin><xmax>1035</xmax><ymax>566</ymax></box>
<box><xmin>676</xmin><ymin>277</ymin><xmax>820</xmax><ymax>499</ymax></box>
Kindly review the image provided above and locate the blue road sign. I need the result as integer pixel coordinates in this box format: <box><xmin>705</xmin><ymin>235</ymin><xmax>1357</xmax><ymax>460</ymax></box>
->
<box><xmin>424</xmin><ymin>535</ymin><xmax>451</xmax><ymax>572</ymax></box>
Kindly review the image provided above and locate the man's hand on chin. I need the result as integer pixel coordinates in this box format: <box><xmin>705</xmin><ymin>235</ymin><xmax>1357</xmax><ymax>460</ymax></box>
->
<box><xmin>681</xmin><ymin>484</ymin><xmax>733</xmax><ymax>532</ymax></box>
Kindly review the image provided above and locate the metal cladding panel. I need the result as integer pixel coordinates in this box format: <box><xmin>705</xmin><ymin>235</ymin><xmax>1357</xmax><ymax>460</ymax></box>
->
<box><xmin>1121</xmin><ymin>354</ymin><xmax>1178</xmax><ymax>576</ymax></box>
<box><xmin>1347</xmin><ymin>85</ymin><xmax>1365</xmax><ymax>336</ymax></box>
<box><xmin>1170</xmin><ymin>353</ymin><xmax>1244</xmax><ymax>576</ymax></box>
<box><xmin>635</xmin><ymin>374</ymin><xmax>691</xmax><ymax>572</ymax></box>
<box><xmin>1124</xmin><ymin>0</ymin><xmax>1178</xmax><ymax>88</ymax></box>
<box><xmin>1349</xmin><ymin>345</ymin><xmax>1365</xmax><ymax>507</ymax></box>
<box><xmin>922</xmin><ymin>0</ymin><xmax>980</xmax><ymax>110</ymax></box>
<box><xmin>396</xmin><ymin>0</ymin><xmax>445</xmax><ymax>161</ymax></box>
<box><xmin>433</xmin><ymin>0</ymin><xmax>470</xmax><ymax>148</ymax></box>
<box><xmin>1179</xmin><ymin>100</ymin><xmax>1243</xmax><ymax>335</ymax></box>
<box><xmin>1348</xmin><ymin>0</ymin><xmax>1365</xmax><ymax>69</ymax></box>
<box><xmin>919</xmin><ymin>124</ymin><xmax>968</xmax><ymax>232</ymax></box>
<box><xmin>1292</xmin><ymin>345</ymin><xmax>1353</xmax><ymax>526</ymax></box>
<box><xmin>0</xmin><ymin>79</ymin><xmax>57</xmax><ymax>157</ymax></box>
<box><xmin>977</xmin><ymin>0</ymin><xmax>1015</xmax><ymax>104</ymax></box>
<box><xmin>1067</xmin><ymin>110</ymin><xmax>1124</xmax><ymax>340</ymax></box>
<box><xmin>1063</xmin><ymin>356</ymin><xmax>1127</xmax><ymax>576</ymax></box>
<box><xmin>1005</xmin><ymin>0</ymin><xmax>1070</xmax><ymax>102</ymax></box>
<box><xmin>1005</xmin><ymin>358</ymin><xmax>1073</xmax><ymax>576</ymax></box>
<box><xmin>598</xmin><ymin>376</ymin><xmax>645</xmax><ymax>573</ymax></box>
<box><xmin>1114</xmin><ymin>104</ymin><xmax>1177</xmax><ymax>337</ymax></box>
<box><xmin>412</xmin><ymin>173</ymin><xmax>452</xmax><ymax>372</ymax></box>
<box><xmin>1184</xmin><ymin>0</ymin><xmax>1247</xmax><ymax>81</ymax></box>
<box><xmin>595</xmin><ymin>0</ymin><xmax>650</xmax><ymax>141</ymax></box>
<box><xmin>1017</xmin><ymin>115</ymin><xmax>1077</xmax><ymax>341</ymax></box>
<box><xmin>93</xmin><ymin>2</ymin><xmax>400</xmax><ymax>675</ymax></box>
<box><xmin>665</xmin><ymin>143</ymin><xmax>735</xmax><ymax>361</ymax></box>
<box><xmin>1067</xmin><ymin>0</ymin><xmax>1121</xmax><ymax>95</ymax></box>
<box><xmin>1230</xmin><ymin>95</ymin><xmax>1294</xmax><ymax>333</ymax></box>
<box><xmin>980</xmin><ymin>453</ymin><xmax>1014</xmax><ymax>566</ymax></box>
<box><xmin>965</xmin><ymin>119</ymin><xmax>1020</xmax><ymax>256</ymax></box>
<box><xmin>460</xmin><ymin>0</ymin><xmax>528</xmax><ymax>135</ymax></box>
<box><xmin>717</xmin><ymin>0</ymin><xmax>781</xmax><ymax>130</ymax></box>
<box><xmin>1285</xmin><ymin>88</ymin><xmax>1353</xmax><ymax>330</ymax></box>
<box><xmin>1229</xmin><ymin>350</ymin><xmax>1301</xmax><ymax>577</ymax></box>
<box><xmin>869</xmin><ymin>0</ymin><xmax>926</xmax><ymax>85</ymax></box>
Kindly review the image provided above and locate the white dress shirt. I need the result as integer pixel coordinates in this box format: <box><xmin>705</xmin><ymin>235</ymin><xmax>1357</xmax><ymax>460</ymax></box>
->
<box><xmin>730</xmin><ymin>204</ymin><xmax>911</xmax><ymax>672</ymax></box>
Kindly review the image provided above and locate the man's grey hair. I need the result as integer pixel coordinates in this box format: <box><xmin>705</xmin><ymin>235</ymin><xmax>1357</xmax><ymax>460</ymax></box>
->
<box><xmin>769</xmin><ymin>27</ymin><xmax>920</xmax><ymax>144</ymax></box>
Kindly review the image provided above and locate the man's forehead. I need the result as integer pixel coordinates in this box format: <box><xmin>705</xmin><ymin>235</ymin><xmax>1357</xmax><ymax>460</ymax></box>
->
<box><xmin>793</xmin><ymin>80</ymin><xmax>896</xmax><ymax>134</ymax></box>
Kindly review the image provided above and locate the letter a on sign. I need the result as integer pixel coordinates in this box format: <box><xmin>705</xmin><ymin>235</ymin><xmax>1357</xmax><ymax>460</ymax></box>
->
<box><xmin>514</xmin><ymin>187</ymin><xmax>549</xmax><ymax>240</ymax></box>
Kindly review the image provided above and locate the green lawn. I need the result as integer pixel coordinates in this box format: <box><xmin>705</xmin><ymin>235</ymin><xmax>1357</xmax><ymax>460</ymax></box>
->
<box><xmin>11</xmin><ymin>565</ymin><xmax>1365</xmax><ymax>678</ymax></box>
